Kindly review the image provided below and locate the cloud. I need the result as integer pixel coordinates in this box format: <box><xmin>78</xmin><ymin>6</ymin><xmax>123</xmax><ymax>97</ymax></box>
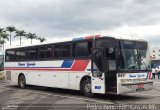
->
<box><xmin>0</xmin><ymin>0</ymin><xmax>160</xmax><ymax>46</ymax></box>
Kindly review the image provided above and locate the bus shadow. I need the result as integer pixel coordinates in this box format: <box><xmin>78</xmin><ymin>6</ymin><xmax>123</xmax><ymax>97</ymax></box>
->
<box><xmin>9</xmin><ymin>85</ymin><xmax>149</xmax><ymax>104</ymax></box>
<box><xmin>94</xmin><ymin>94</ymin><xmax>149</xmax><ymax>104</ymax></box>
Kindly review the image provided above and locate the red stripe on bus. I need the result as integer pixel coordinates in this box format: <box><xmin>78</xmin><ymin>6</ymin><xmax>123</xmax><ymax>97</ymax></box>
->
<box><xmin>71</xmin><ymin>60</ymin><xmax>89</xmax><ymax>71</ymax></box>
<box><xmin>84</xmin><ymin>35</ymin><xmax>101</xmax><ymax>39</ymax></box>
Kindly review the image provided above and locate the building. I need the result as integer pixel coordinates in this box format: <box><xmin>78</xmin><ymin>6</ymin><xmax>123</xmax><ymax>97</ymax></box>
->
<box><xmin>150</xmin><ymin>47</ymin><xmax>160</xmax><ymax>68</ymax></box>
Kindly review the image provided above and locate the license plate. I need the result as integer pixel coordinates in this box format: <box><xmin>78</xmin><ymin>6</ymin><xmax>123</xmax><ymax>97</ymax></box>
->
<box><xmin>138</xmin><ymin>84</ymin><xmax>144</xmax><ymax>88</ymax></box>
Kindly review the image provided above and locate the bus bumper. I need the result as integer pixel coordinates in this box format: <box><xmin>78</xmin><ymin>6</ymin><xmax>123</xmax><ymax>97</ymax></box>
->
<box><xmin>117</xmin><ymin>81</ymin><xmax>153</xmax><ymax>94</ymax></box>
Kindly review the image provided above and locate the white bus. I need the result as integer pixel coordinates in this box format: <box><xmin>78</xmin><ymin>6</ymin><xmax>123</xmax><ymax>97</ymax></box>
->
<box><xmin>4</xmin><ymin>36</ymin><xmax>153</xmax><ymax>97</ymax></box>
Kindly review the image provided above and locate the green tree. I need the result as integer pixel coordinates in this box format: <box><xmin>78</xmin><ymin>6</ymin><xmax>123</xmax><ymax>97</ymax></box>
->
<box><xmin>0</xmin><ymin>32</ymin><xmax>9</xmax><ymax>41</ymax></box>
<box><xmin>6</xmin><ymin>26</ymin><xmax>16</xmax><ymax>46</ymax></box>
<box><xmin>0</xmin><ymin>31</ymin><xmax>9</xmax><ymax>50</ymax></box>
<box><xmin>0</xmin><ymin>28</ymin><xmax>5</xmax><ymax>33</ymax></box>
<box><xmin>26</xmin><ymin>33</ymin><xmax>37</xmax><ymax>44</ymax></box>
<box><xmin>0</xmin><ymin>28</ymin><xmax>4</xmax><ymax>40</ymax></box>
<box><xmin>38</xmin><ymin>37</ymin><xmax>46</xmax><ymax>43</ymax></box>
<box><xmin>14</xmin><ymin>30</ymin><xmax>26</xmax><ymax>46</ymax></box>
<box><xmin>0</xmin><ymin>40</ymin><xmax>6</xmax><ymax>44</ymax></box>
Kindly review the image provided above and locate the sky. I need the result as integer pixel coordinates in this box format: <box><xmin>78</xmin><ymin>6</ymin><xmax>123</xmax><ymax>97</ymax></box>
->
<box><xmin>0</xmin><ymin>0</ymin><xmax>160</xmax><ymax>48</ymax></box>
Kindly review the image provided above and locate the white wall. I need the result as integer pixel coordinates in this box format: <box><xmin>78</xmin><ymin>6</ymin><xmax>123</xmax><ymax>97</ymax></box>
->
<box><xmin>150</xmin><ymin>47</ymin><xmax>160</xmax><ymax>60</ymax></box>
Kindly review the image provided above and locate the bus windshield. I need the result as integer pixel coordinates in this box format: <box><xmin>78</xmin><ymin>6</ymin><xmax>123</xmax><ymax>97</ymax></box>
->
<box><xmin>120</xmin><ymin>41</ymin><xmax>151</xmax><ymax>70</ymax></box>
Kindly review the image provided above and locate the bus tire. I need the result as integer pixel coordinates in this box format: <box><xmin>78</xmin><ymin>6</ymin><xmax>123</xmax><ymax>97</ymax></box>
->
<box><xmin>82</xmin><ymin>79</ymin><xmax>94</xmax><ymax>97</ymax></box>
<box><xmin>18</xmin><ymin>74</ymin><xmax>26</xmax><ymax>89</ymax></box>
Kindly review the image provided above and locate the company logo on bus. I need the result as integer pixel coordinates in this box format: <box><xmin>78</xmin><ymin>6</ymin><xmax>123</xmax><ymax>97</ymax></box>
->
<box><xmin>95</xmin><ymin>86</ymin><xmax>101</xmax><ymax>89</ymax></box>
<box><xmin>129</xmin><ymin>74</ymin><xmax>146</xmax><ymax>78</ymax></box>
<box><xmin>18</xmin><ymin>62</ymin><xmax>36</xmax><ymax>67</ymax></box>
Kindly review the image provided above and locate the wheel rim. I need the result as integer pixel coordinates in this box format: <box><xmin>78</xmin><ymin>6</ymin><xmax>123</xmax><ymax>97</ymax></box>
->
<box><xmin>85</xmin><ymin>83</ymin><xmax>91</xmax><ymax>93</ymax></box>
<box><xmin>19</xmin><ymin>77</ymin><xmax>25</xmax><ymax>87</ymax></box>
<box><xmin>20</xmin><ymin>80</ymin><xmax>24</xmax><ymax>87</ymax></box>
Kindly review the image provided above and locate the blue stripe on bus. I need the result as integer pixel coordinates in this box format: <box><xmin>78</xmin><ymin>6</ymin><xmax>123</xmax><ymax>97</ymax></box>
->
<box><xmin>61</xmin><ymin>60</ymin><xmax>74</xmax><ymax>68</ymax></box>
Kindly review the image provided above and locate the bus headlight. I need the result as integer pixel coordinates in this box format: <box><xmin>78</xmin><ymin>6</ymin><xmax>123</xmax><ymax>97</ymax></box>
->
<box><xmin>121</xmin><ymin>79</ymin><xmax>132</xmax><ymax>83</ymax></box>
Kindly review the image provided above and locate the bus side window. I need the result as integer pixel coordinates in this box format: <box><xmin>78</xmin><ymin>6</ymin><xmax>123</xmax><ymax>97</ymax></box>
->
<box><xmin>15</xmin><ymin>49</ymin><xmax>26</xmax><ymax>61</ymax></box>
<box><xmin>6</xmin><ymin>50</ymin><xmax>16</xmax><ymax>61</ymax></box>
<box><xmin>74</xmin><ymin>42</ymin><xmax>88</xmax><ymax>57</ymax></box>
<box><xmin>54</xmin><ymin>44</ymin><xmax>71</xmax><ymax>58</ymax></box>
<box><xmin>27</xmin><ymin>47</ymin><xmax>38</xmax><ymax>60</ymax></box>
<box><xmin>39</xmin><ymin>46</ymin><xmax>53</xmax><ymax>59</ymax></box>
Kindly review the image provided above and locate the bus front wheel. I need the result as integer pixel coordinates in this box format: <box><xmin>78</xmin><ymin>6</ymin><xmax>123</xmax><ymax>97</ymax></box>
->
<box><xmin>18</xmin><ymin>74</ymin><xmax>26</xmax><ymax>89</ymax></box>
<box><xmin>82</xmin><ymin>79</ymin><xmax>94</xmax><ymax>97</ymax></box>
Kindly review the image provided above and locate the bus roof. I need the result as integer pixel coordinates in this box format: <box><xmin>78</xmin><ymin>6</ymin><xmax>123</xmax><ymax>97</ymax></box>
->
<box><xmin>5</xmin><ymin>36</ymin><xmax>148</xmax><ymax>50</ymax></box>
<box><xmin>5</xmin><ymin>36</ymin><xmax>114</xmax><ymax>50</ymax></box>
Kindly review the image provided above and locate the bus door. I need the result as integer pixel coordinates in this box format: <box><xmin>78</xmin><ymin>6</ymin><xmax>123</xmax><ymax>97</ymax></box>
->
<box><xmin>103</xmin><ymin>47</ymin><xmax>117</xmax><ymax>93</ymax></box>
<box><xmin>91</xmin><ymin>48</ymin><xmax>105</xmax><ymax>94</ymax></box>
<box><xmin>91</xmin><ymin>47</ymin><xmax>116</xmax><ymax>94</ymax></box>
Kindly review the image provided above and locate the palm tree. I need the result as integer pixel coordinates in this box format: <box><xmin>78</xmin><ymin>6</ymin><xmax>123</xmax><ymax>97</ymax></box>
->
<box><xmin>0</xmin><ymin>28</ymin><xmax>6</xmax><ymax>37</ymax></box>
<box><xmin>14</xmin><ymin>30</ymin><xmax>26</xmax><ymax>46</ymax></box>
<box><xmin>0</xmin><ymin>28</ymin><xmax>4</xmax><ymax>39</ymax></box>
<box><xmin>38</xmin><ymin>37</ymin><xmax>46</xmax><ymax>43</ymax></box>
<box><xmin>6</xmin><ymin>26</ymin><xmax>16</xmax><ymax>46</ymax></box>
<box><xmin>26</xmin><ymin>33</ymin><xmax>37</xmax><ymax>44</ymax></box>
<box><xmin>0</xmin><ymin>28</ymin><xmax>4</xmax><ymax>33</ymax></box>
<box><xmin>0</xmin><ymin>40</ymin><xmax>6</xmax><ymax>50</ymax></box>
<box><xmin>0</xmin><ymin>32</ymin><xmax>4</xmax><ymax>50</ymax></box>
<box><xmin>0</xmin><ymin>40</ymin><xmax>6</xmax><ymax>45</ymax></box>
<box><xmin>0</xmin><ymin>31</ymin><xmax>9</xmax><ymax>50</ymax></box>
<box><xmin>1</xmin><ymin>32</ymin><xmax>9</xmax><ymax>41</ymax></box>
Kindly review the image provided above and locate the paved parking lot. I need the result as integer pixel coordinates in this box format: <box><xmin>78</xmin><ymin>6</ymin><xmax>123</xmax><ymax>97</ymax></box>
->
<box><xmin>0</xmin><ymin>79</ymin><xmax>160</xmax><ymax>110</ymax></box>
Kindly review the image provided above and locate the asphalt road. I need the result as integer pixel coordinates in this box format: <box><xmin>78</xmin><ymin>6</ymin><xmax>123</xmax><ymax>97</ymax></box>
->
<box><xmin>0</xmin><ymin>79</ymin><xmax>160</xmax><ymax>110</ymax></box>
